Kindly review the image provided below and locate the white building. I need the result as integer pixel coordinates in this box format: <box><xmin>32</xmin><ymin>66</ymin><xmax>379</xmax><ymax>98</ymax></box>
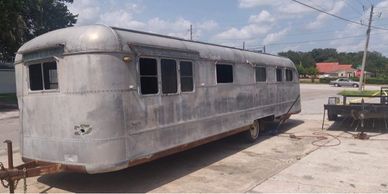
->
<box><xmin>0</xmin><ymin>62</ymin><xmax>16</xmax><ymax>94</ymax></box>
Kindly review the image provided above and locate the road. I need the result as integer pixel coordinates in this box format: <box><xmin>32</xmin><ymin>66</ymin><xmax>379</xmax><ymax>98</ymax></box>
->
<box><xmin>1</xmin><ymin>84</ymin><xmax>387</xmax><ymax>193</ymax></box>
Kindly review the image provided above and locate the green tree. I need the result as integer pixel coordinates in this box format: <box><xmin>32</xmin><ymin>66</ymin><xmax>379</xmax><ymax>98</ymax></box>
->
<box><xmin>296</xmin><ymin>62</ymin><xmax>306</xmax><ymax>78</ymax></box>
<box><xmin>306</xmin><ymin>66</ymin><xmax>319</xmax><ymax>82</ymax></box>
<box><xmin>0</xmin><ymin>0</ymin><xmax>77</xmax><ymax>61</ymax></box>
<box><xmin>278</xmin><ymin>48</ymin><xmax>388</xmax><ymax>79</ymax></box>
<box><xmin>278</xmin><ymin>50</ymin><xmax>316</xmax><ymax>68</ymax></box>
<box><xmin>310</xmin><ymin>48</ymin><xmax>337</xmax><ymax>62</ymax></box>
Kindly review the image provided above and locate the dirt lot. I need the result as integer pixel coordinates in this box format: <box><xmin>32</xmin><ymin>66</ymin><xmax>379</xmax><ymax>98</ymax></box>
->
<box><xmin>1</xmin><ymin>84</ymin><xmax>387</xmax><ymax>193</ymax></box>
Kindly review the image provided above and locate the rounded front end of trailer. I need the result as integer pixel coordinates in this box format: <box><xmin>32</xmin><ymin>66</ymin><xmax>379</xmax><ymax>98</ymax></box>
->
<box><xmin>14</xmin><ymin>25</ymin><xmax>135</xmax><ymax>174</ymax></box>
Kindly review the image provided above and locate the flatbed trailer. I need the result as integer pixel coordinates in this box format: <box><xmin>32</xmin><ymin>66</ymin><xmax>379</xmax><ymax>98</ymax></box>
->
<box><xmin>323</xmin><ymin>87</ymin><xmax>388</xmax><ymax>129</ymax></box>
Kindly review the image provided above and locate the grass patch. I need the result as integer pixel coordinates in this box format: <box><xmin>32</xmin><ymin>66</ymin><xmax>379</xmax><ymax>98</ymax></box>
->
<box><xmin>338</xmin><ymin>90</ymin><xmax>380</xmax><ymax>97</ymax></box>
<box><xmin>0</xmin><ymin>93</ymin><xmax>17</xmax><ymax>105</ymax></box>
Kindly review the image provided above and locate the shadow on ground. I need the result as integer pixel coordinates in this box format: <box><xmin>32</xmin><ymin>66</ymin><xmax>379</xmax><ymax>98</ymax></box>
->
<box><xmin>327</xmin><ymin>117</ymin><xmax>388</xmax><ymax>133</ymax></box>
<box><xmin>37</xmin><ymin>119</ymin><xmax>304</xmax><ymax>193</ymax></box>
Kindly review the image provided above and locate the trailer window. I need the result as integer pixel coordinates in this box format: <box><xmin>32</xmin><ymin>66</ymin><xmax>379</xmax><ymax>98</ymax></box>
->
<box><xmin>139</xmin><ymin>58</ymin><xmax>158</xmax><ymax>94</ymax></box>
<box><xmin>255</xmin><ymin>66</ymin><xmax>266</xmax><ymax>82</ymax></box>
<box><xmin>180</xmin><ymin>61</ymin><xmax>194</xmax><ymax>92</ymax></box>
<box><xmin>276</xmin><ymin>68</ymin><xmax>283</xmax><ymax>82</ymax></box>
<box><xmin>286</xmin><ymin>69</ymin><xmax>293</xmax><ymax>81</ymax></box>
<box><xmin>29</xmin><ymin>61</ymin><xmax>58</xmax><ymax>91</ymax></box>
<box><xmin>29</xmin><ymin>64</ymin><xmax>43</xmax><ymax>90</ymax></box>
<box><xmin>216</xmin><ymin>64</ymin><xmax>233</xmax><ymax>83</ymax></box>
<box><xmin>161</xmin><ymin>59</ymin><xmax>178</xmax><ymax>94</ymax></box>
<box><xmin>43</xmin><ymin>62</ymin><xmax>58</xmax><ymax>89</ymax></box>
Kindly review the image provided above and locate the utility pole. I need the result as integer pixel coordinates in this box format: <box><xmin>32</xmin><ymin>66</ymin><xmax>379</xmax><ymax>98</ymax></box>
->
<box><xmin>263</xmin><ymin>45</ymin><xmax>266</xmax><ymax>53</ymax></box>
<box><xmin>359</xmin><ymin>5</ymin><xmax>373</xmax><ymax>91</ymax></box>
<box><xmin>190</xmin><ymin>24</ymin><xmax>193</xmax><ymax>40</ymax></box>
<box><xmin>243</xmin><ymin>41</ymin><xmax>245</xmax><ymax>50</ymax></box>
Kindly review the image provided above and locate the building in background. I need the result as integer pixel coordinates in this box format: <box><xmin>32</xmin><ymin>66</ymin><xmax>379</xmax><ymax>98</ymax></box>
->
<box><xmin>0</xmin><ymin>62</ymin><xmax>16</xmax><ymax>94</ymax></box>
<box><xmin>316</xmin><ymin>62</ymin><xmax>356</xmax><ymax>78</ymax></box>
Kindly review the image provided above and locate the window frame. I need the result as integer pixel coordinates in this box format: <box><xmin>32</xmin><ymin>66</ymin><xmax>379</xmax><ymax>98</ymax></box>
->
<box><xmin>276</xmin><ymin>67</ymin><xmax>284</xmax><ymax>82</ymax></box>
<box><xmin>215</xmin><ymin>63</ymin><xmax>234</xmax><ymax>84</ymax></box>
<box><xmin>294</xmin><ymin>69</ymin><xmax>299</xmax><ymax>81</ymax></box>
<box><xmin>255</xmin><ymin>65</ymin><xmax>267</xmax><ymax>83</ymax></box>
<box><xmin>26</xmin><ymin>58</ymin><xmax>60</xmax><ymax>93</ymax></box>
<box><xmin>138</xmin><ymin>56</ymin><xmax>160</xmax><ymax>96</ymax></box>
<box><xmin>137</xmin><ymin>56</ymin><xmax>196</xmax><ymax>96</ymax></box>
<box><xmin>285</xmin><ymin>68</ymin><xmax>294</xmax><ymax>82</ymax></box>
<box><xmin>179</xmin><ymin>60</ymin><xmax>195</xmax><ymax>93</ymax></box>
<box><xmin>160</xmin><ymin>58</ymin><xmax>179</xmax><ymax>95</ymax></box>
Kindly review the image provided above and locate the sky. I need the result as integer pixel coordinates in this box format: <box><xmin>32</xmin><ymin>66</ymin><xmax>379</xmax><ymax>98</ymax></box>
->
<box><xmin>67</xmin><ymin>0</ymin><xmax>388</xmax><ymax>56</ymax></box>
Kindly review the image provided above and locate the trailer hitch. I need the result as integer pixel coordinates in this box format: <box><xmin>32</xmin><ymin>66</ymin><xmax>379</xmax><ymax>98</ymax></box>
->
<box><xmin>0</xmin><ymin>140</ymin><xmax>65</xmax><ymax>193</ymax></box>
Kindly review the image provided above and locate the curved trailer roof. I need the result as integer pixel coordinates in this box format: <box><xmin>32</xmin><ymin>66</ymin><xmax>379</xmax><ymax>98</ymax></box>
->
<box><xmin>16</xmin><ymin>25</ymin><xmax>294</xmax><ymax>67</ymax></box>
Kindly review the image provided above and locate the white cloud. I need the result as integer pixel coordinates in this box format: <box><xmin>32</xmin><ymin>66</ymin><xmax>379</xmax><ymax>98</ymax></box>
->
<box><xmin>215</xmin><ymin>24</ymin><xmax>271</xmax><ymax>40</ymax></box>
<box><xmin>307</xmin><ymin>1</ymin><xmax>346</xmax><ymax>29</ymax></box>
<box><xmin>146</xmin><ymin>18</ymin><xmax>218</xmax><ymax>39</ymax></box>
<box><xmin>249</xmin><ymin>10</ymin><xmax>274</xmax><ymax>23</ymax></box>
<box><xmin>68</xmin><ymin>0</ymin><xmax>143</xmax><ymax>27</ymax></box>
<box><xmin>375</xmin><ymin>0</ymin><xmax>388</xmax><ymax>19</ymax></box>
<box><xmin>147</xmin><ymin>18</ymin><xmax>191</xmax><ymax>33</ymax></box>
<box><xmin>197</xmin><ymin>20</ymin><xmax>219</xmax><ymax>31</ymax></box>
<box><xmin>328</xmin><ymin>23</ymin><xmax>365</xmax><ymax>52</ymax></box>
<box><xmin>67</xmin><ymin>0</ymin><xmax>101</xmax><ymax>25</ymax></box>
<box><xmin>277</xmin><ymin>2</ymin><xmax>313</xmax><ymax>15</ymax></box>
<box><xmin>263</xmin><ymin>28</ymin><xmax>289</xmax><ymax>45</ymax></box>
<box><xmin>238</xmin><ymin>0</ymin><xmax>278</xmax><ymax>8</ymax></box>
<box><xmin>99</xmin><ymin>10</ymin><xmax>145</xmax><ymax>29</ymax></box>
<box><xmin>68</xmin><ymin>1</ymin><xmax>217</xmax><ymax>40</ymax></box>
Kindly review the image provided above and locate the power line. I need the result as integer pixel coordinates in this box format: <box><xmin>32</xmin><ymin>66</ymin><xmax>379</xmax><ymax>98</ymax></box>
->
<box><xmin>291</xmin><ymin>0</ymin><xmax>388</xmax><ymax>31</ymax></box>
<box><xmin>247</xmin><ymin>33</ymin><xmax>386</xmax><ymax>49</ymax></box>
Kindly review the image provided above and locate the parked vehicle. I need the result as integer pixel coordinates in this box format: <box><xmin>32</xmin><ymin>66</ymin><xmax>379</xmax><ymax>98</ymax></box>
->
<box><xmin>329</xmin><ymin>78</ymin><xmax>359</xmax><ymax>87</ymax></box>
<box><xmin>11</xmin><ymin>25</ymin><xmax>301</xmax><ymax>174</ymax></box>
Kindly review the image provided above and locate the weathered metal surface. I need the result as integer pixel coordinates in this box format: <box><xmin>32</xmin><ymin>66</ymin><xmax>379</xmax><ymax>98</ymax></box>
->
<box><xmin>13</xmin><ymin>25</ymin><xmax>301</xmax><ymax>174</ymax></box>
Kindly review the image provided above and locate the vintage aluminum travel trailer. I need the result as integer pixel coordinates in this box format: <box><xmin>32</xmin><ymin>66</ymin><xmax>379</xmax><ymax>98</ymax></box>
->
<box><xmin>1</xmin><ymin>25</ymin><xmax>300</xmax><ymax>189</ymax></box>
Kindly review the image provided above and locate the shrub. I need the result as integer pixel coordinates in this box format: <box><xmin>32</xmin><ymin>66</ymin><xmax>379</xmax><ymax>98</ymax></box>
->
<box><xmin>319</xmin><ymin>77</ymin><xmax>337</xmax><ymax>83</ymax></box>
<box><xmin>350</xmin><ymin>77</ymin><xmax>388</xmax><ymax>84</ymax></box>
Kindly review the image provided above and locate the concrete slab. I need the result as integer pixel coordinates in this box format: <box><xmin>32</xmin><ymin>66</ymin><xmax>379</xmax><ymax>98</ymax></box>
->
<box><xmin>251</xmin><ymin>132</ymin><xmax>388</xmax><ymax>193</ymax></box>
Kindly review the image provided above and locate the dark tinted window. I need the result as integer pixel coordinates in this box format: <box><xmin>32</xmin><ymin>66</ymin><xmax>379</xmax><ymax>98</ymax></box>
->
<box><xmin>29</xmin><ymin>62</ymin><xmax>58</xmax><ymax>91</ymax></box>
<box><xmin>276</xmin><ymin>68</ymin><xmax>283</xmax><ymax>82</ymax></box>
<box><xmin>286</xmin><ymin>69</ymin><xmax>293</xmax><ymax>81</ymax></box>
<box><xmin>43</xmin><ymin>62</ymin><xmax>58</xmax><ymax>89</ymax></box>
<box><xmin>255</xmin><ymin>66</ymin><xmax>266</xmax><ymax>82</ymax></box>
<box><xmin>29</xmin><ymin>64</ymin><xmax>43</xmax><ymax>90</ymax></box>
<box><xmin>161</xmin><ymin>59</ymin><xmax>178</xmax><ymax>94</ymax></box>
<box><xmin>216</xmin><ymin>64</ymin><xmax>233</xmax><ymax>83</ymax></box>
<box><xmin>139</xmin><ymin>58</ymin><xmax>158</xmax><ymax>94</ymax></box>
<box><xmin>180</xmin><ymin>61</ymin><xmax>194</xmax><ymax>92</ymax></box>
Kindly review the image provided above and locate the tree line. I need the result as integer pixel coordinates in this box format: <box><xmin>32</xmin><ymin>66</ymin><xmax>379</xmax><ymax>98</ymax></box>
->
<box><xmin>0</xmin><ymin>0</ymin><xmax>77</xmax><ymax>62</ymax></box>
<box><xmin>278</xmin><ymin>48</ymin><xmax>388</xmax><ymax>78</ymax></box>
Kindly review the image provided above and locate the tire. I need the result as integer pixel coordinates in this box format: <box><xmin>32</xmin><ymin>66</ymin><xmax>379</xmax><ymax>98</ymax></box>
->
<box><xmin>334</xmin><ymin>83</ymin><xmax>339</xmax><ymax>87</ymax></box>
<box><xmin>353</xmin><ymin>84</ymin><xmax>359</xmax><ymax>88</ymax></box>
<box><xmin>245</xmin><ymin>120</ymin><xmax>261</xmax><ymax>142</ymax></box>
<box><xmin>327</xmin><ymin>110</ymin><xmax>338</xmax><ymax>121</ymax></box>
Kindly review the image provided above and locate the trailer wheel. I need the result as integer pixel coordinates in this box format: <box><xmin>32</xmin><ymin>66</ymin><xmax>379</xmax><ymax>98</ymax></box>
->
<box><xmin>327</xmin><ymin>111</ymin><xmax>338</xmax><ymax>121</ymax></box>
<box><xmin>245</xmin><ymin>120</ymin><xmax>261</xmax><ymax>142</ymax></box>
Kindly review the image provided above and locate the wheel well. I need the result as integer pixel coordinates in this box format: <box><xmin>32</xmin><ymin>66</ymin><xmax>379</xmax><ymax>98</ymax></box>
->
<box><xmin>260</xmin><ymin>115</ymin><xmax>274</xmax><ymax>121</ymax></box>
